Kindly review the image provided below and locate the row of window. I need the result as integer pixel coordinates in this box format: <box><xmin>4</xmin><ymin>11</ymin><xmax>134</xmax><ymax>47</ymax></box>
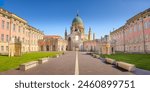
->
<box><xmin>28</xmin><ymin>47</ymin><xmax>38</xmax><ymax>51</ymax></box>
<box><xmin>124</xmin><ymin>34</ymin><xmax>150</xmax><ymax>44</ymax></box>
<box><xmin>114</xmin><ymin>33</ymin><xmax>150</xmax><ymax>42</ymax></box>
<box><xmin>1</xmin><ymin>20</ymin><xmax>25</xmax><ymax>31</ymax></box>
<box><xmin>125</xmin><ymin>21</ymin><xmax>150</xmax><ymax>35</ymax></box>
<box><xmin>125</xmin><ymin>45</ymin><xmax>149</xmax><ymax>51</ymax></box>
<box><xmin>21</xmin><ymin>46</ymin><xmax>38</xmax><ymax>52</ymax></box>
<box><xmin>116</xmin><ymin>44</ymin><xmax>149</xmax><ymax>52</ymax></box>
<box><xmin>144</xmin><ymin>21</ymin><xmax>150</xmax><ymax>29</ymax></box>
<box><xmin>0</xmin><ymin>46</ymin><xmax>8</xmax><ymax>51</ymax></box>
<box><xmin>112</xmin><ymin>33</ymin><xmax>150</xmax><ymax>45</ymax></box>
<box><xmin>116</xmin><ymin>45</ymin><xmax>149</xmax><ymax>51</ymax></box>
<box><xmin>1</xmin><ymin>34</ymin><xmax>9</xmax><ymax>42</ymax></box>
<box><xmin>1</xmin><ymin>20</ymin><xmax>42</xmax><ymax>39</ymax></box>
<box><xmin>112</xmin><ymin>21</ymin><xmax>150</xmax><ymax>38</ymax></box>
<box><xmin>0</xmin><ymin>34</ymin><xmax>38</xmax><ymax>45</ymax></box>
<box><xmin>0</xmin><ymin>46</ymin><xmax>38</xmax><ymax>52</ymax></box>
<box><xmin>1</xmin><ymin>20</ymin><xmax>9</xmax><ymax>30</ymax></box>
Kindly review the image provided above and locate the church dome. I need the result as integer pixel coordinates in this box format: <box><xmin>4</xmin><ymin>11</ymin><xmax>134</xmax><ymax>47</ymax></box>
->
<box><xmin>72</xmin><ymin>14</ymin><xmax>84</xmax><ymax>26</ymax></box>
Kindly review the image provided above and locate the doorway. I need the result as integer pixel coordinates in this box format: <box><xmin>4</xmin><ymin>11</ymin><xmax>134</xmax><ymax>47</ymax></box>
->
<box><xmin>68</xmin><ymin>37</ymin><xmax>71</xmax><ymax>51</ymax></box>
<box><xmin>46</xmin><ymin>45</ymin><xmax>49</xmax><ymax>51</ymax></box>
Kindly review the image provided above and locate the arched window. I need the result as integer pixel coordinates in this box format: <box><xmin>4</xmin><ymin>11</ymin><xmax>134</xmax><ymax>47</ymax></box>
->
<box><xmin>75</xmin><ymin>35</ymin><xmax>79</xmax><ymax>41</ymax></box>
<box><xmin>75</xmin><ymin>29</ymin><xmax>79</xmax><ymax>32</ymax></box>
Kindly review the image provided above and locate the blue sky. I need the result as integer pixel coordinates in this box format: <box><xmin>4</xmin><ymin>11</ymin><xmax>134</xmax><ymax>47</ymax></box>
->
<box><xmin>1</xmin><ymin>0</ymin><xmax>150</xmax><ymax>38</ymax></box>
<box><xmin>0</xmin><ymin>0</ymin><xmax>4</xmax><ymax>6</ymax></box>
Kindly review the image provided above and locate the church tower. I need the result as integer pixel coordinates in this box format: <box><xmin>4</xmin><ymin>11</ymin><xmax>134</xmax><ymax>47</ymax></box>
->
<box><xmin>88</xmin><ymin>27</ymin><xmax>92</xmax><ymax>40</ymax></box>
<box><xmin>65</xmin><ymin>28</ymin><xmax>67</xmax><ymax>40</ymax></box>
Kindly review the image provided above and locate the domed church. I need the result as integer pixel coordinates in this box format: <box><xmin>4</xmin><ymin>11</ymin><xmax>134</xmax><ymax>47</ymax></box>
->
<box><xmin>65</xmin><ymin>13</ymin><xmax>93</xmax><ymax>51</ymax></box>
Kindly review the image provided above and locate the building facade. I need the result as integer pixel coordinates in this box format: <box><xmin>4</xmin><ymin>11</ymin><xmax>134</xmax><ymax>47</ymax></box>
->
<box><xmin>83</xmin><ymin>39</ymin><xmax>100</xmax><ymax>53</ymax></box>
<box><xmin>99</xmin><ymin>35</ymin><xmax>112</xmax><ymax>54</ymax></box>
<box><xmin>0</xmin><ymin>8</ymin><xmax>44</xmax><ymax>55</ymax></box>
<box><xmin>83</xmin><ymin>35</ymin><xmax>112</xmax><ymax>54</ymax></box>
<box><xmin>110</xmin><ymin>8</ymin><xmax>150</xmax><ymax>54</ymax></box>
<box><xmin>65</xmin><ymin>13</ymin><xmax>93</xmax><ymax>51</ymax></box>
<box><xmin>38</xmin><ymin>35</ymin><xmax>67</xmax><ymax>52</ymax></box>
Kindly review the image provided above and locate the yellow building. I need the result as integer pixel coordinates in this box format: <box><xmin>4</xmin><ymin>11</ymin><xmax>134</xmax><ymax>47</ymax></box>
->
<box><xmin>38</xmin><ymin>35</ymin><xmax>67</xmax><ymax>52</ymax></box>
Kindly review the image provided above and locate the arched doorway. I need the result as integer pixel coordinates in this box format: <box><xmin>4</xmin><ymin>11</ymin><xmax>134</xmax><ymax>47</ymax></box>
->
<box><xmin>41</xmin><ymin>46</ymin><xmax>44</xmax><ymax>51</ymax></box>
<box><xmin>112</xmin><ymin>47</ymin><xmax>114</xmax><ymax>53</ymax></box>
<box><xmin>46</xmin><ymin>45</ymin><xmax>49</xmax><ymax>51</ymax></box>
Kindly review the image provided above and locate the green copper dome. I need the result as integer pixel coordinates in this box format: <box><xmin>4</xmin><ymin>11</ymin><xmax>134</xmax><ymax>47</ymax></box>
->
<box><xmin>72</xmin><ymin>14</ymin><xmax>84</xmax><ymax>25</ymax></box>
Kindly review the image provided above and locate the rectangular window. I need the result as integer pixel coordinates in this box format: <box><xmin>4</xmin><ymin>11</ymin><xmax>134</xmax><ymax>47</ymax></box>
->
<box><xmin>144</xmin><ymin>22</ymin><xmax>148</xmax><ymax>29</ymax></box>
<box><xmin>129</xmin><ymin>29</ymin><xmax>132</xmax><ymax>33</ymax></box>
<box><xmin>6</xmin><ymin>35</ymin><xmax>9</xmax><ymax>42</ymax></box>
<box><xmin>138</xmin><ymin>25</ymin><xmax>140</xmax><ymax>31</ymax></box>
<box><xmin>23</xmin><ymin>28</ymin><xmax>25</xmax><ymax>34</ymax></box>
<box><xmin>138</xmin><ymin>24</ymin><xmax>142</xmax><ymax>31</ymax></box>
<box><xmin>2</xmin><ymin>20</ymin><xmax>5</xmax><ymax>29</ymax></box>
<box><xmin>146</xmin><ymin>34</ymin><xmax>149</xmax><ymax>41</ymax></box>
<box><xmin>134</xmin><ymin>25</ymin><xmax>137</xmax><ymax>32</ymax></box>
<box><xmin>22</xmin><ymin>38</ymin><xmax>24</xmax><ymax>43</ymax></box>
<box><xmin>7</xmin><ymin>22</ymin><xmax>9</xmax><ymax>30</ymax></box>
<box><xmin>6</xmin><ymin>46</ymin><xmax>8</xmax><ymax>51</ymax></box>
<box><xmin>18</xmin><ymin>26</ymin><xmax>20</xmax><ymax>32</ymax></box>
<box><xmin>145</xmin><ymin>45</ymin><xmax>148</xmax><ymax>50</ymax></box>
<box><xmin>1</xmin><ymin>46</ymin><xmax>4</xmax><ymax>51</ymax></box>
<box><xmin>13</xmin><ymin>24</ymin><xmax>16</xmax><ymax>31</ymax></box>
<box><xmin>130</xmin><ymin>28</ymin><xmax>134</xmax><ymax>33</ymax></box>
<box><xmin>18</xmin><ymin>37</ymin><xmax>20</xmax><ymax>41</ymax></box>
<box><xmin>1</xmin><ymin>34</ymin><xmax>4</xmax><ymax>42</ymax></box>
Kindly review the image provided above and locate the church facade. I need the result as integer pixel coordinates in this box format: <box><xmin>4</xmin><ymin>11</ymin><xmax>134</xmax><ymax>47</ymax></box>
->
<box><xmin>65</xmin><ymin>13</ymin><xmax>93</xmax><ymax>51</ymax></box>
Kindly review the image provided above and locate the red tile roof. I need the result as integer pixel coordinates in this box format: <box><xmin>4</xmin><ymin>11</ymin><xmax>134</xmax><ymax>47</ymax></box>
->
<box><xmin>44</xmin><ymin>35</ymin><xmax>62</xmax><ymax>39</ymax></box>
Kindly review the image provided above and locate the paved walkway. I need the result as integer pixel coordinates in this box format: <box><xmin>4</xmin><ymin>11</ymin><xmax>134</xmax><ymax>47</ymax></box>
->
<box><xmin>78</xmin><ymin>52</ymin><xmax>132</xmax><ymax>75</ymax></box>
<box><xmin>0</xmin><ymin>51</ymin><xmax>133</xmax><ymax>75</ymax></box>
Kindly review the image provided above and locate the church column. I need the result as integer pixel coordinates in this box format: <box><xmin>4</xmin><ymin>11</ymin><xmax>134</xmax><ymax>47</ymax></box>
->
<box><xmin>93</xmin><ymin>33</ymin><xmax>95</xmax><ymax>40</ymax></box>
<box><xmin>88</xmin><ymin>27</ymin><xmax>92</xmax><ymax>40</ymax></box>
